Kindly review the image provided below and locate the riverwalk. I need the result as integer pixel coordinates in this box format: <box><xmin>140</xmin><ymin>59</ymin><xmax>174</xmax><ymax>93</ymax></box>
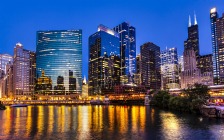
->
<box><xmin>1</xmin><ymin>100</ymin><xmax>89</xmax><ymax>105</ymax></box>
<box><xmin>1</xmin><ymin>99</ymin><xmax>145</xmax><ymax>105</ymax></box>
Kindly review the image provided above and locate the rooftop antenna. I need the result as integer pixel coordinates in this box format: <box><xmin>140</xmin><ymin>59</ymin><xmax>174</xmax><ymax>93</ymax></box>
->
<box><xmin>194</xmin><ymin>11</ymin><xmax>197</xmax><ymax>25</ymax></box>
<box><xmin>188</xmin><ymin>15</ymin><xmax>191</xmax><ymax>27</ymax></box>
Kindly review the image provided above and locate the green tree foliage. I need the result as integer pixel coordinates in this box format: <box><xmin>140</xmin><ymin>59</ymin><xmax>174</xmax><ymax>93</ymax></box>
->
<box><xmin>151</xmin><ymin>90</ymin><xmax>170</xmax><ymax>108</ymax></box>
<box><xmin>184</xmin><ymin>83</ymin><xmax>210</xmax><ymax>103</ymax></box>
<box><xmin>151</xmin><ymin>83</ymin><xmax>210</xmax><ymax>113</ymax></box>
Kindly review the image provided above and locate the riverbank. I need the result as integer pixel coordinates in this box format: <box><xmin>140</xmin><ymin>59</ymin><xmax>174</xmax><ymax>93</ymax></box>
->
<box><xmin>2</xmin><ymin>100</ymin><xmax>88</xmax><ymax>106</ymax></box>
<box><xmin>1</xmin><ymin>99</ymin><xmax>145</xmax><ymax>106</ymax></box>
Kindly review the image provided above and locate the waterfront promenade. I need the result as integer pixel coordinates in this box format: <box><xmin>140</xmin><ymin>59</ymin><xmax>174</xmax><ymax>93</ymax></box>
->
<box><xmin>1</xmin><ymin>99</ymin><xmax>145</xmax><ymax>106</ymax></box>
<box><xmin>1</xmin><ymin>100</ymin><xmax>89</xmax><ymax>105</ymax></box>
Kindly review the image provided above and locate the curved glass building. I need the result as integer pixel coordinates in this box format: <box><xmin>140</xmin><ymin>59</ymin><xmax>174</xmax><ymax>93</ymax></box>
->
<box><xmin>36</xmin><ymin>30</ymin><xmax>82</xmax><ymax>96</ymax></box>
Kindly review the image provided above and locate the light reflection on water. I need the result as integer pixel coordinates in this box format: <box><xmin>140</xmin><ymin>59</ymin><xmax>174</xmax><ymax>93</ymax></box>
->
<box><xmin>0</xmin><ymin>105</ymin><xmax>223</xmax><ymax>140</ymax></box>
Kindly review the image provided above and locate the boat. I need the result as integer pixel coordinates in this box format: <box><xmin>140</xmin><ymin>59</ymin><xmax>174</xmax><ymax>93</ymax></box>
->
<box><xmin>90</xmin><ymin>99</ymin><xmax>102</xmax><ymax>105</ymax></box>
<box><xmin>90</xmin><ymin>96</ymin><xmax>110</xmax><ymax>105</ymax></box>
<box><xmin>10</xmin><ymin>104</ymin><xmax>28</xmax><ymax>107</ymax></box>
<box><xmin>103</xmin><ymin>95</ymin><xmax>110</xmax><ymax>105</ymax></box>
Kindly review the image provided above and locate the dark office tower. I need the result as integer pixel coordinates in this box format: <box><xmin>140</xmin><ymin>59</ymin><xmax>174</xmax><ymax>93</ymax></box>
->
<box><xmin>210</xmin><ymin>8</ymin><xmax>224</xmax><ymax>84</ymax></box>
<box><xmin>184</xmin><ymin>14</ymin><xmax>200</xmax><ymax>59</ymax></box>
<box><xmin>29</xmin><ymin>52</ymin><xmax>36</xmax><ymax>95</ymax></box>
<box><xmin>136</xmin><ymin>54</ymin><xmax>141</xmax><ymax>74</ymax></box>
<box><xmin>69</xmin><ymin>70</ymin><xmax>76</xmax><ymax>94</ymax></box>
<box><xmin>134</xmin><ymin>54</ymin><xmax>141</xmax><ymax>85</ymax></box>
<box><xmin>113</xmin><ymin>22</ymin><xmax>136</xmax><ymax>84</ymax></box>
<box><xmin>89</xmin><ymin>24</ymin><xmax>120</xmax><ymax>95</ymax></box>
<box><xmin>140</xmin><ymin>42</ymin><xmax>161</xmax><ymax>91</ymax></box>
<box><xmin>54</xmin><ymin>76</ymin><xmax>65</xmax><ymax>95</ymax></box>
<box><xmin>36</xmin><ymin>30</ymin><xmax>82</xmax><ymax>96</ymax></box>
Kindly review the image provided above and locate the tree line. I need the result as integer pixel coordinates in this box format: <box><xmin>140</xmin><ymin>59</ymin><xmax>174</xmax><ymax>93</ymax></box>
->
<box><xmin>150</xmin><ymin>83</ymin><xmax>210</xmax><ymax>113</ymax></box>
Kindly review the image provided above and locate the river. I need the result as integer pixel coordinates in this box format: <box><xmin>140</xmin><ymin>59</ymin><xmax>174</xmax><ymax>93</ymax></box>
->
<box><xmin>0</xmin><ymin>105</ymin><xmax>223</xmax><ymax>140</ymax></box>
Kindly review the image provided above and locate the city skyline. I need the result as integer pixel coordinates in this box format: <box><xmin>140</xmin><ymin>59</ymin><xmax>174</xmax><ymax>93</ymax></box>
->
<box><xmin>1</xmin><ymin>2</ymin><xmax>224</xmax><ymax>139</ymax></box>
<box><xmin>0</xmin><ymin>1</ymin><xmax>224</xmax><ymax>78</ymax></box>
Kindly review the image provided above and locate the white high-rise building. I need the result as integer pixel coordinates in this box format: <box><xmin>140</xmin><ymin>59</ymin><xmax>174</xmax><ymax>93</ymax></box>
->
<box><xmin>161</xmin><ymin>47</ymin><xmax>179</xmax><ymax>89</ymax></box>
<box><xmin>13</xmin><ymin>43</ymin><xmax>36</xmax><ymax>97</ymax></box>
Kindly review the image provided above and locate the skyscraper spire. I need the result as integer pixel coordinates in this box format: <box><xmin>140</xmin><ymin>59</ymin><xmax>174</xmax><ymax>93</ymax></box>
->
<box><xmin>188</xmin><ymin>15</ymin><xmax>191</xmax><ymax>27</ymax></box>
<box><xmin>194</xmin><ymin>11</ymin><xmax>197</xmax><ymax>25</ymax></box>
<box><xmin>83</xmin><ymin>75</ymin><xmax>87</xmax><ymax>84</ymax></box>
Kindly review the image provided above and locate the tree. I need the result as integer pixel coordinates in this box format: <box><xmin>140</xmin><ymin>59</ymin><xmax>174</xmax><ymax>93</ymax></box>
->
<box><xmin>184</xmin><ymin>83</ymin><xmax>210</xmax><ymax>103</ymax></box>
<box><xmin>184</xmin><ymin>83</ymin><xmax>210</xmax><ymax>112</ymax></box>
<box><xmin>151</xmin><ymin>90</ymin><xmax>170</xmax><ymax>107</ymax></box>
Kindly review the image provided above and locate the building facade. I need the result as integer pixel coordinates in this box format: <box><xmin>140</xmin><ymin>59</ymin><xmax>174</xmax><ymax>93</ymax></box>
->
<box><xmin>161</xmin><ymin>47</ymin><xmax>179</xmax><ymax>89</ymax></box>
<box><xmin>181</xmin><ymin>49</ymin><xmax>213</xmax><ymax>88</ymax></box>
<box><xmin>13</xmin><ymin>43</ymin><xmax>36</xmax><ymax>98</ymax></box>
<box><xmin>140</xmin><ymin>42</ymin><xmax>161</xmax><ymax>91</ymax></box>
<box><xmin>36</xmin><ymin>30</ymin><xmax>82</xmax><ymax>97</ymax></box>
<box><xmin>0</xmin><ymin>61</ymin><xmax>13</xmax><ymax>99</ymax></box>
<box><xmin>113</xmin><ymin>22</ymin><xmax>136</xmax><ymax>84</ymax></box>
<box><xmin>210</xmin><ymin>8</ymin><xmax>224</xmax><ymax>84</ymax></box>
<box><xmin>88</xmin><ymin>25</ymin><xmax>120</xmax><ymax>95</ymax></box>
<box><xmin>0</xmin><ymin>54</ymin><xmax>13</xmax><ymax>79</ymax></box>
<box><xmin>198</xmin><ymin>54</ymin><xmax>213</xmax><ymax>74</ymax></box>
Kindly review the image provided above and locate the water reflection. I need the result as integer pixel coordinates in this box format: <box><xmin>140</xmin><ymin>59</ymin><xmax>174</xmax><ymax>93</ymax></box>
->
<box><xmin>0</xmin><ymin>105</ymin><xmax>223</xmax><ymax>140</ymax></box>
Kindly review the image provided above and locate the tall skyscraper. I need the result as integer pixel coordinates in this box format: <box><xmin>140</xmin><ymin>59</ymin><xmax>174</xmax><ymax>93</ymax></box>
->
<box><xmin>210</xmin><ymin>8</ymin><xmax>224</xmax><ymax>84</ymax></box>
<box><xmin>181</xmin><ymin>13</ymin><xmax>214</xmax><ymax>88</ymax></box>
<box><xmin>89</xmin><ymin>24</ymin><xmax>120</xmax><ymax>95</ymax></box>
<box><xmin>36</xmin><ymin>30</ymin><xmax>82</xmax><ymax>97</ymax></box>
<box><xmin>13</xmin><ymin>43</ymin><xmax>36</xmax><ymax>97</ymax></box>
<box><xmin>0</xmin><ymin>54</ymin><xmax>13</xmax><ymax>79</ymax></box>
<box><xmin>140</xmin><ymin>42</ymin><xmax>161</xmax><ymax>91</ymax></box>
<box><xmin>161</xmin><ymin>47</ymin><xmax>179</xmax><ymax>89</ymax></box>
<box><xmin>184</xmin><ymin>14</ymin><xmax>199</xmax><ymax>59</ymax></box>
<box><xmin>113</xmin><ymin>22</ymin><xmax>136</xmax><ymax>84</ymax></box>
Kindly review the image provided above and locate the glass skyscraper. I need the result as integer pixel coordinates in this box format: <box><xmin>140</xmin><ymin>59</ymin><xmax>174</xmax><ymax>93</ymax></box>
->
<box><xmin>140</xmin><ymin>42</ymin><xmax>161</xmax><ymax>91</ymax></box>
<box><xmin>161</xmin><ymin>47</ymin><xmax>179</xmax><ymax>89</ymax></box>
<box><xmin>89</xmin><ymin>25</ymin><xmax>120</xmax><ymax>95</ymax></box>
<box><xmin>113</xmin><ymin>22</ymin><xmax>136</xmax><ymax>84</ymax></box>
<box><xmin>0</xmin><ymin>54</ymin><xmax>13</xmax><ymax>79</ymax></box>
<box><xmin>36</xmin><ymin>30</ymin><xmax>82</xmax><ymax>95</ymax></box>
<box><xmin>210</xmin><ymin>8</ymin><xmax>224</xmax><ymax>85</ymax></box>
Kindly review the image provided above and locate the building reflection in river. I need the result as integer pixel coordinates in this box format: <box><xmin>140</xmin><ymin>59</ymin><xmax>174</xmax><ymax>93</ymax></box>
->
<box><xmin>0</xmin><ymin>105</ymin><xmax>224</xmax><ymax>139</ymax></box>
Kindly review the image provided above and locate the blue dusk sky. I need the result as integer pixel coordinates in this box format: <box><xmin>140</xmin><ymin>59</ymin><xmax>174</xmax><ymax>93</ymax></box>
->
<box><xmin>0</xmin><ymin>0</ymin><xmax>223</xmax><ymax>78</ymax></box>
